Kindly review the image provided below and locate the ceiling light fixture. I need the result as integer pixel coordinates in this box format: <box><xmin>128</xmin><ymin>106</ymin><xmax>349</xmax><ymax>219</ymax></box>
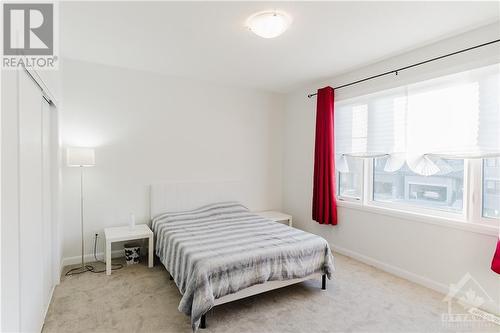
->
<box><xmin>246</xmin><ymin>10</ymin><xmax>291</xmax><ymax>39</ymax></box>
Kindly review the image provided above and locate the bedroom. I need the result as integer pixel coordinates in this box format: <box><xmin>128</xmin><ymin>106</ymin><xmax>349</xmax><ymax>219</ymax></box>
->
<box><xmin>1</xmin><ymin>1</ymin><xmax>499</xmax><ymax>332</ymax></box>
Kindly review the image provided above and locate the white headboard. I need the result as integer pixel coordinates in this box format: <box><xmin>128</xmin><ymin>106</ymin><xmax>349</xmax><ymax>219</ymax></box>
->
<box><xmin>150</xmin><ymin>181</ymin><xmax>245</xmax><ymax>218</ymax></box>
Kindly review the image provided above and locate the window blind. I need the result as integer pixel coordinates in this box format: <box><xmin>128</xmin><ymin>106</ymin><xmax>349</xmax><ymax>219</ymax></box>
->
<box><xmin>334</xmin><ymin>63</ymin><xmax>500</xmax><ymax>175</ymax></box>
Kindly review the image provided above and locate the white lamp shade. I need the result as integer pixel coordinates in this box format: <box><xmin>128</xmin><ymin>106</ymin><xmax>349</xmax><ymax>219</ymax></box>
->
<box><xmin>66</xmin><ymin>147</ymin><xmax>95</xmax><ymax>167</ymax></box>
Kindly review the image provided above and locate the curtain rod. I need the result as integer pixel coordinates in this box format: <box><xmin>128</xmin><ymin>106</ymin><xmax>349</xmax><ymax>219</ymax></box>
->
<box><xmin>307</xmin><ymin>39</ymin><xmax>500</xmax><ymax>98</ymax></box>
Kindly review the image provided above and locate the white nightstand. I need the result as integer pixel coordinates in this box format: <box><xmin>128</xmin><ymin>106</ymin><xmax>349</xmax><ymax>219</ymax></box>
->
<box><xmin>104</xmin><ymin>224</ymin><xmax>154</xmax><ymax>275</ymax></box>
<box><xmin>256</xmin><ymin>211</ymin><xmax>293</xmax><ymax>227</ymax></box>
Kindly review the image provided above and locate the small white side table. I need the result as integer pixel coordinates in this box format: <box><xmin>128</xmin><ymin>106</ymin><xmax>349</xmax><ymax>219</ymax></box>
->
<box><xmin>256</xmin><ymin>211</ymin><xmax>293</xmax><ymax>227</ymax></box>
<box><xmin>104</xmin><ymin>224</ymin><xmax>154</xmax><ymax>275</ymax></box>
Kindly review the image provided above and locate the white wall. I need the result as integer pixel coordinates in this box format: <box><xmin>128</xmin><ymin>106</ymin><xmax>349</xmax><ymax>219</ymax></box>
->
<box><xmin>282</xmin><ymin>23</ymin><xmax>500</xmax><ymax>313</ymax></box>
<box><xmin>60</xmin><ymin>59</ymin><xmax>284</xmax><ymax>262</ymax></box>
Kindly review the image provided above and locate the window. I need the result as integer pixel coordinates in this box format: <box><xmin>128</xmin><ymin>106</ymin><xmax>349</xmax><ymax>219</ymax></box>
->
<box><xmin>333</xmin><ymin>63</ymin><xmax>499</xmax><ymax>225</ymax></box>
<box><xmin>483</xmin><ymin>157</ymin><xmax>500</xmax><ymax>219</ymax></box>
<box><xmin>337</xmin><ymin>158</ymin><xmax>363</xmax><ymax>200</ymax></box>
<box><xmin>373</xmin><ymin>157</ymin><xmax>464</xmax><ymax>213</ymax></box>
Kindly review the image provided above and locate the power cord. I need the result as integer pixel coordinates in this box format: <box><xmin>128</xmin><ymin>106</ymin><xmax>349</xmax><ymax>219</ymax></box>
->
<box><xmin>88</xmin><ymin>233</ymin><xmax>124</xmax><ymax>274</ymax></box>
<box><xmin>65</xmin><ymin>233</ymin><xmax>123</xmax><ymax>276</ymax></box>
<box><xmin>65</xmin><ymin>264</ymin><xmax>94</xmax><ymax>276</ymax></box>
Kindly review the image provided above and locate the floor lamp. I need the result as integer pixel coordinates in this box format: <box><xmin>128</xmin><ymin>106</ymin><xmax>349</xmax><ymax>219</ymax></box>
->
<box><xmin>66</xmin><ymin>147</ymin><xmax>95</xmax><ymax>275</ymax></box>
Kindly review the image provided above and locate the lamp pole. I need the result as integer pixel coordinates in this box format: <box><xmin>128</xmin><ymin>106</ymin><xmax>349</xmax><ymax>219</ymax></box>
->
<box><xmin>80</xmin><ymin>165</ymin><xmax>85</xmax><ymax>268</ymax></box>
<box><xmin>65</xmin><ymin>147</ymin><xmax>96</xmax><ymax>276</ymax></box>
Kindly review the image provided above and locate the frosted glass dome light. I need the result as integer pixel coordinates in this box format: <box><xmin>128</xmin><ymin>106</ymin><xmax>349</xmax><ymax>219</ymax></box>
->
<box><xmin>246</xmin><ymin>11</ymin><xmax>291</xmax><ymax>39</ymax></box>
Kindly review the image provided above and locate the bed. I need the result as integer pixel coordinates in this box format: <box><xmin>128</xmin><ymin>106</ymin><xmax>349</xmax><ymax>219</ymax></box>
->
<box><xmin>150</xmin><ymin>183</ymin><xmax>335</xmax><ymax>330</ymax></box>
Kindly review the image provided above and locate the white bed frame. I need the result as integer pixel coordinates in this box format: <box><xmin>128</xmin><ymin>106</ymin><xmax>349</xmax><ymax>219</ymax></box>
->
<box><xmin>150</xmin><ymin>182</ymin><xmax>326</xmax><ymax>328</ymax></box>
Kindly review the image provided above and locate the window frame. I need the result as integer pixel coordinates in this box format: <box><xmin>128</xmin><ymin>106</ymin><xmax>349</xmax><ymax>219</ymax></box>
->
<box><xmin>475</xmin><ymin>158</ymin><xmax>500</xmax><ymax>226</ymax></box>
<box><xmin>336</xmin><ymin>159</ymin><xmax>364</xmax><ymax>203</ymax></box>
<box><xmin>365</xmin><ymin>158</ymin><xmax>469</xmax><ymax>221</ymax></box>
<box><xmin>334</xmin><ymin>157</ymin><xmax>499</xmax><ymax>234</ymax></box>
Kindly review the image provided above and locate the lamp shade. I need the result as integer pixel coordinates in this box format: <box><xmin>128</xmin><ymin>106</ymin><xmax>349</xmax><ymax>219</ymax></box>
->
<box><xmin>66</xmin><ymin>147</ymin><xmax>95</xmax><ymax>167</ymax></box>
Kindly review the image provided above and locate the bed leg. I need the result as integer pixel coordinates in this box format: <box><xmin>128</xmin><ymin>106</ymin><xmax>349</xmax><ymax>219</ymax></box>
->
<box><xmin>200</xmin><ymin>314</ymin><xmax>206</xmax><ymax>329</ymax></box>
<box><xmin>321</xmin><ymin>274</ymin><xmax>326</xmax><ymax>290</ymax></box>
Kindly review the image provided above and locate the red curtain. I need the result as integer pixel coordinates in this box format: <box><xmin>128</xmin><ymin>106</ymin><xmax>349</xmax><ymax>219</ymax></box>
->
<box><xmin>312</xmin><ymin>86</ymin><xmax>337</xmax><ymax>225</ymax></box>
<box><xmin>491</xmin><ymin>239</ymin><xmax>500</xmax><ymax>274</ymax></box>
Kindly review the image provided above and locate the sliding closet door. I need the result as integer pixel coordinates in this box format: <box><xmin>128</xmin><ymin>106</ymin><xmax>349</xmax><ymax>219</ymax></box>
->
<box><xmin>2</xmin><ymin>70</ymin><xmax>58</xmax><ymax>332</ymax></box>
<box><xmin>41</xmin><ymin>99</ymin><xmax>54</xmax><ymax>315</ymax></box>
<box><xmin>19</xmin><ymin>72</ymin><xmax>45</xmax><ymax>332</ymax></box>
<box><xmin>1</xmin><ymin>69</ymin><xmax>21</xmax><ymax>332</ymax></box>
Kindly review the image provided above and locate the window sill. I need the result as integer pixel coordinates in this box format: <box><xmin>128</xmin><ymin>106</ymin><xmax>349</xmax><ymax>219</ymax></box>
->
<box><xmin>336</xmin><ymin>200</ymin><xmax>499</xmax><ymax>237</ymax></box>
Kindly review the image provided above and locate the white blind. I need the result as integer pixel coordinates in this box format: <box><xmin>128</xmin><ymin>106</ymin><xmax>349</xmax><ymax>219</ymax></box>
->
<box><xmin>478</xmin><ymin>67</ymin><xmax>500</xmax><ymax>153</ymax></box>
<box><xmin>334</xmin><ymin>63</ymin><xmax>500</xmax><ymax>175</ymax></box>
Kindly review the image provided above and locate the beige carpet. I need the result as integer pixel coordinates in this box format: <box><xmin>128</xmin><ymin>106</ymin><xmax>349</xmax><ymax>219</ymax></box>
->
<box><xmin>43</xmin><ymin>254</ymin><xmax>495</xmax><ymax>333</ymax></box>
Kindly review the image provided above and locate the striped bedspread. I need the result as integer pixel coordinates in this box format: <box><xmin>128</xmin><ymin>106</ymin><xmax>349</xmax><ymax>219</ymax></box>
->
<box><xmin>151</xmin><ymin>202</ymin><xmax>334</xmax><ymax>330</ymax></box>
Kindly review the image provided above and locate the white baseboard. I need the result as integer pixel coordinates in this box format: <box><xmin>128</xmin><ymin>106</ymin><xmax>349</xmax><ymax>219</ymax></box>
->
<box><xmin>61</xmin><ymin>249</ymin><xmax>125</xmax><ymax>268</ymax></box>
<box><xmin>331</xmin><ymin>243</ymin><xmax>500</xmax><ymax>315</ymax></box>
<box><xmin>41</xmin><ymin>285</ymin><xmax>55</xmax><ymax>331</ymax></box>
<box><xmin>331</xmin><ymin>243</ymin><xmax>448</xmax><ymax>293</ymax></box>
